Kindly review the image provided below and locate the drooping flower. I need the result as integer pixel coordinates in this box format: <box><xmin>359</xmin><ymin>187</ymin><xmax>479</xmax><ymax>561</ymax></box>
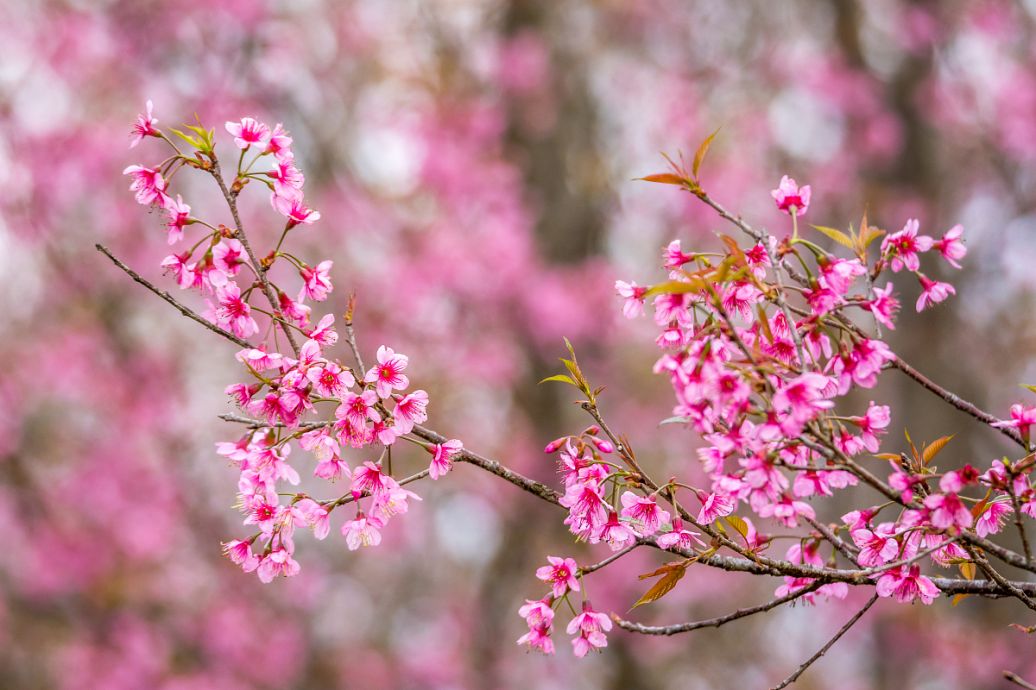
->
<box><xmin>566</xmin><ymin>601</ymin><xmax>612</xmax><ymax>657</ymax></box>
<box><xmin>299</xmin><ymin>260</ymin><xmax>333</xmax><ymax>302</ymax></box>
<box><xmin>975</xmin><ymin>500</ymin><xmax>1013</xmax><ymax>537</ymax></box>
<box><xmin>341</xmin><ymin>513</ymin><xmax>384</xmax><ymax>550</ymax></box>
<box><xmin>215</xmin><ymin>282</ymin><xmax>258</xmax><ymax>338</ymax></box>
<box><xmin>697</xmin><ymin>491</ymin><xmax>735</xmax><ymax>524</ymax></box>
<box><xmin>935</xmin><ymin>224</ymin><xmax>966</xmax><ymax>269</ymax></box>
<box><xmin>875</xmin><ymin>564</ymin><xmax>940</xmax><ymax>605</ymax></box>
<box><xmin>272</xmin><ymin>193</ymin><xmax>321</xmax><ymax>227</ymax></box>
<box><xmin>866</xmin><ymin>283</ymin><xmax>900</xmax><ymax>330</ymax></box>
<box><xmin>915</xmin><ymin>274</ymin><xmax>956</xmax><ymax>312</ymax></box>
<box><xmin>123</xmin><ymin>165</ymin><xmax>169</xmax><ymax>206</ymax></box>
<box><xmin>615</xmin><ymin>280</ymin><xmax>648</xmax><ymax>318</ymax></box>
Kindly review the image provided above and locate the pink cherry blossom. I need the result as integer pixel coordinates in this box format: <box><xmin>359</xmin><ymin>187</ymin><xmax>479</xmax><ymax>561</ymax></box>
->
<box><xmin>975</xmin><ymin>500</ymin><xmax>1013</xmax><ymax>537</ymax></box>
<box><xmin>123</xmin><ymin>164</ymin><xmax>169</xmax><ymax>206</ymax></box>
<box><xmin>915</xmin><ymin>274</ymin><xmax>956</xmax><ymax>312</ymax></box>
<box><xmin>129</xmin><ymin>99</ymin><xmax>159</xmax><ymax>147</ymax></box>
<box><xmin>866</xmin><ymin>283</ymin><xmax>900</xmax><ymax>330</ymax></box>
<box><xmin>164</xmin><ymin>194</ymin><xmax>191</xmax><ymax>244</ymax></box>
<box><xmin>935</xmin><ymin>224</ymin><xmax>966</xmax><ymax>269</ymax></box>
<box><xmin>770</xmin><ymin>175</ymin><xmax>811</xmax><ymax>216</ymax></box>
<box><xmin>535</xmin><ymin>556</ymin><xmax>580</xmax><ymax>598</ymax></box>
<box><xmin>881</xmin><ymin>218</ymin><xmax>933</xmax><ymax>273</ymax></box>
<box><xmin>875</xmin><ymin>564</ymin><xmax>940</xmax><ymax>605</ymax></box>
<box><xmin>697</xmin><ymin>491</ymin><xmax>735</xmax><ymax>524</ymax></box>
<box><xmin>214</xmin><ymin>282</ymin><xmax>258</xmax><ymax>338</ymax></box>
<box><xmin>212</xmin><ymin>239</ymin><xmax>246</xmax><ymax>276</ymax></box>
<box><xmin>299</xmin><ymin>260</ymin><xmax>333</xmax><ymax>302</ymax></box>
<box><xmin>428</xmin><ymin>439</ymin><xmax>463</xmax><ymax>480</ymax></box>
<box><xmin>364</xmin><ymin>346</ymin><xmax>410</xmax><ymax>399</ymax></box>
<box><xmin>341</xmin><ymin>513</ymin><xmax>384</xmax><ymax>551</ymax></box>
<box><xmin>225</xmin><ymin>117</ymin><xmax>271</xmax><ymax>149</ymax></box>
<box><xmin>656</xmin><ymin>518</ymin><xmax>705</xmax><ymax>551</ymax></box>
<box><xmin>619</xmin><ymin>491</ymin><xmax>671</xmax><ymax>536</ymax></box>
<box><xmin>272</xmin><ymin>193</ymin><xmax>321</xmax><ymax>227</ymax></box>
<box><xmin>566</xmin><ymin>601</ymin><xmax>612</xmax><ymax>657</ymax></box>
<box><xmin>615</xmin><ymin>280</ymin><xmax>647</xmax><ymax>318</ymax></box>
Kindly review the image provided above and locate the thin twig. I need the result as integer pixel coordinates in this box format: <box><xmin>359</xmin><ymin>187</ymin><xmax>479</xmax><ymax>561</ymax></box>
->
<box><xmin>769</xmin><ymin>594</ymin><xmax>878</xmax><ymax>690</ymax></box>
<box><xmin>614</xmin><ymin>581</ymin><xmax>822</xmax><ymax>636</ymax></box>
<box><xmin>1005</xmin><ymin>671</ymin><xmax>1036</xmax><ymax>690</ymax></box>
<box><xmin>96</xmin><ymin>244</ymin><xmax>252</xmax><ymax>349</ymax></box>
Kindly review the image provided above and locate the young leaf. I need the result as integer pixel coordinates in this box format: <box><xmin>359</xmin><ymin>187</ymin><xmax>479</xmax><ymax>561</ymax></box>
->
<box><xmin>723</xmin><ymin>515</ymin><xmax>750</xmax><ymax>543</ymax></box>
<box><xmin>638</xmin><ymin>173</ymin><xmax>687</xmax><ymax>186</ymax></box>
<box><xmin>631</xmin><ymin>564</ymin><xmax>687</xmax><ymax>610</ymax></box>
<box><xmin>692</xmin><ymin>128</ymin><xmax>721</xmax><ymax>180</ymax></box>
<box><xmin>922</xmin><ymin>435</ymin><xmax>955</xmax><ymax>465</ymax></box>
<box><xmin>811</xmin><ymin>225</ymin><xmax>855</xmax><ymax>250</ymax></box>
<box><xmin>959</xmin><ymin>561</ymin><xmax>976</xmax><ymax>581</ymax></box>
<box><xmin>952</xmin><ymin>593</ymin><xmax>971</xmax><ymax>607</ymax></box>
<box><xmin>539</xmin><ymin>374</ymin><xmax>576</xmax><ymax>386</ymax></box>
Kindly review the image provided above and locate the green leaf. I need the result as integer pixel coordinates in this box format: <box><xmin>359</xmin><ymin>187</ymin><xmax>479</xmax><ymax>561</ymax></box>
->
<box><xmin>811</xmin><ymin>225</ymin><xmax>855</xmax><ymax>250</ymax></box>
<box><xmin>539</xmin><ymin>374</ymin><xmax>576</xmax><ymax>386</ymax></box>
<box><xmin>642</xmin><ymin>278</ymin><xmax>706</xmax><ymax>299</ymax></box>
<box><xmin>692</xmin><ymin>128</ymin><xmax>721</xmax><ymax>180</ymax></box>
<box><xmin>169</xmin><ymin>127</ymin><xmax>204</xmax><ymax>150</ymax></box>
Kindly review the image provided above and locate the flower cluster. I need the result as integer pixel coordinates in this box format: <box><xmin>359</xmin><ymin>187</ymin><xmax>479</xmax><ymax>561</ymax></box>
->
<box><xmin>124</xmin><ymin>104</ymin><xmax>462</xmax><ymax>582</ymax></box>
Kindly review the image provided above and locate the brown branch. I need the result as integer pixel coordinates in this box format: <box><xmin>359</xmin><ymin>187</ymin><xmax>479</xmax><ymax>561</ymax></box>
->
<box><xmin>1005</xmin><ymin>671</ymin><xmax>1036</xmax><ymax>690</ymax></box>
<box><xmin>209</xmin><ymin>157</ymin><xmax>300</xmax><ymax>356</ymax></box>
<box><xmin>769</xmin><ymin>594</ymin><xmax>878</xmax><ymax>690</ymax></box>
<box><xmin>614</xmin><ymin>581</ymin><xmax>822</xmax><ymax>636</ymax></box>
<box><xmin>96</xmin><ymin>244</ymin><xmax>253</xmax><ymax>349</ymax></box>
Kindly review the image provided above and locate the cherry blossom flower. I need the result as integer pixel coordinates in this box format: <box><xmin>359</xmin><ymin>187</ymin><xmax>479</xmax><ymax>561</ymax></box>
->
<box><xmin>272</xmin><ymin>193</ymin><xmax>321</xmax><ymax>227</ymax></box>
<box><xmin>882</xmin><ymin>218</ymin><xmax>933</xmax><ymax>273</ymax></box>
<box><xmin>299</xmin><ymin>260</ymin><xmax>333</xmax><ymax>302</ymax></box>
<box><xmin>123</xmin><ymin>164</ymin><xmax>169</xmax><ymax>206</ymax></box>
<box><xmin>596</xmin><ymin>512</ymin><xmax>640</xmax><ymax>551</ymax></box>
<box><xmin>256</xmin><ymin>546</ymin><xmax>301</xmax><ymax>583</ymax></box>
<box><xmin>341</xmin><ymin>513</ymin><xmax>384</xmax><ymax>551</ymax></box>
<box><xmin>619</xmin><ymin>491</ymin><xmax>671</xmax><ymax>535</ymax></box>
<box><xmin>265</xmin><ymin>123</ymin><xmax>294</xmax><ymax>161</ymax></box>
<box><xmin>851</xmin><ymin>523</ymin><xmax>899</xmax><ymax>567</ymax></box>
<box><xmin>656</xmin><ymin>518</ymin><xmax>705</xmax><ymax>551</ymax></box>
<box><xmin>129</xmin><ymin>99</ymin><xmax>159</xmax><ymax>147</ymax></box>
<box><xmin>212</xmin><ymin>239</ymin><xmax>246</xmax><ymax>277</ymax></box>
<box><xmin>976</xmin><ymin>500</ymin><xmax>1013</xmax><ymax>537</ymax></box>
<box><xmin>164</xmin><ymin>194</ymin><xmax>191</xmax><ymax>244</ymax></box>
<box><xmin>393</xmin><ymin>390</ymin><xmax>429</xmax><ymax>434</ymax></box>
<box><xmin>697</xmin><ymin>491</ymin><xmax>735</xmax><ymax>524</ymax></box>
<box><xmin>214</xmin><ymin>282</ymin><xmax>258</xmax><ymax>338</ymax></box>
<box><xmin>338</xmin><ymin>391</ymin><xmax>381</xmax><ymax>427</ymax></box>
<box><xmin>924</xmin><ymin>491</ymin><xmax>973</xmax><ymax>530</ymax></box>
<box><xmin>875</xmin><ymin>564</ymin><xmax>940</xmax><ymax>605</ymax></box>
<box><xmin>915</xmin><ymin>274</ymin><xmax>956</xmax><ymax>312</ymax></box>
<box><xmin>567</xmin><ymin>601</ymin><xmax>612</xmax><ymax>657</ymax></box>
<box><xmin>615</xmin><ymin>280</ymin><xmax>647</xmax><ymax>318</ymax></box>
<box><xmin>866</xmin><ymin>283</ymin><xmax>900</xmax><ymax>330</ymax></box>
<box><xmin>770</xmin><ymin>175</ymin><xmax>811</xmax><ymax>216</ymax></box>
<box><xmin>428</xmin><ymin>439</ymin><xmax>463</xmax><ymax>480</ymax></box>
<box><xmin>935</xmin><ymin>224</ymin><xmax>966</xmax><ymax>269</ymax></box>
<box><xmin>364</xmin><ymin>346</ymin><xmax>410</xmax><ymax>399</ymax></box>
<box><xmin>225</xmin><ymin>117</ymin><xmax>271</xmax><ymax>149</ymax></box>
<box><xmin>517</xmin><ymin>598</ymin><xmax>556</xmax><ymax>655</ymax></box>
<box><xmin>535</xmin><ymin>556</ymin><xmax>580</xmax><ymax>598</ymax></box>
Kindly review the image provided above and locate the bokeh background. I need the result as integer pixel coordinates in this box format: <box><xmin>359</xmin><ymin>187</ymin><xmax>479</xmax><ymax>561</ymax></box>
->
<box><xmin>2</xmin><ymin>1</ymin><xmax>1036</xmax><ymax>688</ymax></box>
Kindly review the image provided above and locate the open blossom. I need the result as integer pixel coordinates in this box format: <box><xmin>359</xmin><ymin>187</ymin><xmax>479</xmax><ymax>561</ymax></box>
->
<box><xmin>222</xmin><ymin>539</ymin><xmax>259</xmax><ymax>573</ymax></box>
<box><xmin>338</xmin><ymin>390</ymin><xmax>381</xmax><ymax>426</ymax></box>
<box><xmin>850</xmin><ymin>402</ymin><xmax>891</xmax><ymax>453</ymax></box>
<box><xmin>935</xmin><ymin>224</ymin><xmax>966</xmax><ymax>269</ymax></box>
<box><xmin>770</xmin><ymin>175</ymin><xmax>810</xmax><ymax>216</ymax></box>
<box><xmin>656</xmin><ymin>518</ymin><xmax>705</xmax><ymax>551</ymax></box>
<box><xmin>269</xmin><ymin>159</ymin><xmax>305</xmax><ymax>199</ymax></box>
<box><xmin>866</xmin><ymin>283</ymin><xmax>900</xmax><ymax>330</ymax></box>
<box><xmin>567</xmin><ymin>602</ymin><xmax>612</xmax><ymax>657</ymax></box>
<box><xmin>266</xmin><ymin>123</ymin><xmax>294</xmax><ymax>160</ymax></box>
<box><xmin>915</xmin><ymin>274</ymin><xmax>955</xmax><ymax>312</ymax></box>
<box><xmin>975</xmin><ymin>500</ymin><xmax>1013</xmax><ymax>537</ymax></box>
<box><xmin>663</xmin><ymin>239</ymin><xmax>694</xmax><ymax>271</ymax></box>
<box><xmin>428</xmin><ymin>439</ymin><xmax>462</xmax><ymax>480</ymax></box>
<box><xmin>272</xmin><ymin>193</ymin><xmax>321</xmax><ymax>226</ymax></box>
<box><xmin>393</xmin><ymin>390</ymin><xmax>429</xmax><ymax>434</ymax></box>
<box><xmin>164</xmin><ymin>194</ymin><xmax>191</xmax><ymax>244</ymax></box>
<box><xmin>615</xmin><ymin>280</ymin><xmax>647</xmax><ymax>318</ymax></box>
<box><xmin>123</xmin><ymin>164</ymin><xmax>168</xmax><ymax>206</ymax></box>
<box><xmin>215</xmin><ymin>282</ymin><xmax>258</xmax><ymax>338</ymax></box>
<box><xmin>341</xmin><ymin>513</ymin><xmax>384</xmax><ymax>550</ymax></box>
<box><xmin>924</xmin><ymin>491</ymin><xmax>973</xmax><ymax>530</ymax></box>
<box><xmin>299</xmin><ymin>260</ymin><xmax>333</xmax><ymax>302</ymax></box>
<box><xmin>364</xmin><ymin>346</ymin><xmax>409</xmax><ymax>399</ymax></box>
<box><xmin>225</xmin><ymin>117</ymin><xmax>271</xmax><ymax>149</ymax></box>
<box><xmin>852</xmin><ymin>523</ymin><xmax>899</xmax><ymax>567</ymax></box>
<box><xmin>517</xmin><ymin>598</ymin><xmax>555</xmax><ymax>655</ymax></box>
<box><xmin>129</xmin><ymin>99</ymin><xmax>159</xmax><ymax>147</ymax></box>
<box><xmin>256</xmin><ymin>547</ymin><xmax>301</xmax><ymax>583</ymax></box>
<box><xmin>536</xmin><ymin>556</ymin><xmax>580</xmax><ymax>598</ymax></box>
<box><xmin>875</xmin><ymin>564</ymin><xmax>940</xmax><ymax>605</ymax></box>
<box><xmin>619</xmin><ymin>491</ymin><xmax>670</xmax><ymax>535</ymax></box>
<box><xmin>596</xmin><ymin>512</ymin><xmax>640</xmax><ymax>551</ymax></box>
<box><xmin>212</xmin><ymin>239</ymin><xmax>246</xmax><ymax>277</ymax></box>
<box><xmin>697</xmin><ymin>491</ymin><xmax>735</xmax><ymax>524</ymax></box>
<box><xmin>993</xmin><ymin>403</ymin><xmax>1036</xmax><ymax>440</ymax></box>
<box><xmin>820</xmin><ymin>257</ymin><xmax>865</xmax><ymax>296</ymax></box>
<box><xmin>882</xmin><ymin>218</ymin><xmax>933</xmax><ymax>272</ymax></box>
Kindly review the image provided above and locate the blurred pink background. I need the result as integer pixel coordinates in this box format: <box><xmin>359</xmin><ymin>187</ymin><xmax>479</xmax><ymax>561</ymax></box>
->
<box><xmin>2</xmin><ymin>1</ymin><xmax>1036</xmax><ymax>688</ymax></box>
